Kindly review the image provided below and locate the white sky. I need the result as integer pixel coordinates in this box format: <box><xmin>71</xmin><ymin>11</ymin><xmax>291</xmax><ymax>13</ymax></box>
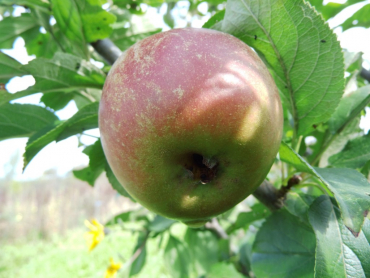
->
<box><xmin>0</xmin><ymin>2</ymin><xmax>370</xmax><ymax>180</ymax></box>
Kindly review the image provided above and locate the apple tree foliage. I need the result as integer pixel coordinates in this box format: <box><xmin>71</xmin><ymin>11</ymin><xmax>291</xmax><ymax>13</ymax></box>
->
<box><xmin>1</xmin><ymin>0</ymin><xmax>370</xmax><ymax>277</ymax></box>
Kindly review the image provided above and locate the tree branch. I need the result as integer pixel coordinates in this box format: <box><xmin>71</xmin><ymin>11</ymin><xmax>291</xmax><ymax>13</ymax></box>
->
<box><xmin>205</xmin><ymin>218</ymin><xmax>229</xmax><ymax>239</ymax></box>
<box><xmin>360</xmin><ymin>67</ymin><xmax>370</xmax><ymax>83</ymax></box>
<box><xmin>252</xmin><ymin>180</ymin><xmax>283</xmax><ymax>211</ymax></box>
<box><xmin>91</xmin><ymin>39</ymin><xmax>122</xmax><ymax>65</ymax></box>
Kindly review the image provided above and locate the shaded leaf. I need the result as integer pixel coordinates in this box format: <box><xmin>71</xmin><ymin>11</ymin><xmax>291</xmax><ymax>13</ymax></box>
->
<box><xmin>328</xmin><ymin>85</ymin><xmax>370</xmax><ymax>134</ymax></box>
<box><xmin>73</xmin><ymin>139</ymin><xmax>104</xmax><ymax>186</ymax></box>
<box><xmin>0</xmin><ymin>13</ymin><xmax>39</xmax><ymax>48</ymax></box>
<box><xmin>341</xmin><ymin>4</ymin><xmax>370</xmax><ymax>31</ymax></box>
<box><xmin>309</xmin><ymin>0</ymin><xmax>364</xmax><ymax>20</ymax></box>
<box><xmin>148</xmin><ymin>215</ymin><xmax>176</xmax><ymax>233</ymax></box>
<box><xmin>22</xmin><ymin>27</ymin><xmax>59</xmax><ymax>59</ymax></box>
<box><xmin>40</xmin><ymin>91</ymin><xmax>75</xmax><ymax>111</ymax></box>
<box><xmin>284</xmin><ymin>192</ymin><xmax>316</xmax><ymax>223</ymax></box>
<box><xmin>314</xmin><ymin>168</ymin><xmax>370</xmax><ymax>236</ymax></box>
<box><xmin>319</xmin><ymin>116</ymin><xmax>362</xmax><ymax>167</ymax></box>
<box><xmin>164</xmin><ymin>235</ymin><xmax>191</xmax><ymax>278</ymax></box>
<box><xmin>0</xmin><ymin>0</ymin><xmax>50</xmax><ymax>12</ymax></box>
<box><xmin>50</xmin><ymin>0</ymin><xmax>88</xmax><ymax>58</ymax></box>
<box><xmin>251</xmin><ymin>209</ymin><xmax>315</xmax><ymax>278</ymax></box>
<box><xmin>226</xmin><ymin>202</ymin><xmax>270</xmax><ymax>234</ymax></box>
<box><xmin>3</xmin><ymin>53</ymin><xmax>105</xmax><ymax>106</ymax></box>
<box><xmin>308</xmin><ymin>195</ymin><xmax>370</xmax><ymax>277</ymax></box>
<box><xmin>184</xmin><ymin>229</ymin><xmax>218</xmax><ymax>275</ymax></box>
<box><xmin>110</xmin><ymin>29</ymin><xmax>161</xmax><ymax>52</ymax></box>
<box><xmin>202</xmin><ymin>9</ymin><xmax>225</xmax><ymax>29</ymax></box>
<box><xmin>77</xmin><ymin>0</ymin><xmax>116</xmax><ymax>43</ymax></box>
<box><xmin>73</xmin><ymin>165</ymin><xmax>103</xmax><ymax>186</ymax></box>
<box><xmin>0</xmin><ymin>103</ymin><xmax>58</xmax><ymax>140</ymax></box>
<box><xmin>0</xmin><ymin>51</ymin><xmax>27</xmax><ymax>84</ymax></box>
<box><xmin>105</xmin><ymin>211</ymin><xmax>132</xmax><ymax>226</ymax></box>
<box><xmin>105</xmin><ymin>162</ymin><xmax>133</xmax><ymax>199</ymax></box>
<box><xmin>24</xmin><ymin>102</ymin><xmax>99</xmax><ymax>169</ymax></box>
<box><xmin>279</xmin><ymin>141</ymin><xmax>316</xmax><ymax>174</ymax></box>
<box><xmin>23</xmin><ymin>52</ymin><xmax>105</xmax><ymax>93</ymax></box>
<box><xmin>129</xmin><ymin>232</ymin><xmax>147</xmax><ymax>277</ymax></box>
<box><xmin>220</xmin><ymin>0</ymin><xmax>344</xmax><ymax>135</ymax></box>
<box><xmin>344</xmin><ymin>50</ymin><xmax>363</xmax><ymax>72</ymax></box>
<box><xmin>207</xmin><ymin>262</ymin><xmax>244</xmax><ymax>278</ymax></box>
<box><xmin>329</xmin><ymin>133</ymin><xmax>370</xmax><ymax>169</ymax></box>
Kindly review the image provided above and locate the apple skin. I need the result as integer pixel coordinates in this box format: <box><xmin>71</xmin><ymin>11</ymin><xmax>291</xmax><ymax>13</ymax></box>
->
<box><xmin>99</xmin><ymin>28</ymin><xmax>283</xmax><ymax>227</ymax></box>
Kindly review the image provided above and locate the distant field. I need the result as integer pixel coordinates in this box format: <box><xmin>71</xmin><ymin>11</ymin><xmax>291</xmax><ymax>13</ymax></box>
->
<box><xmin>0</xmin><ymin>227</ymin><xmax>171</xmax><ymax>278</ymax></box>
<box><xmin>0</xmin><ymin>174</ymin><xmax>171</xmax><ymax>277</ymax></box>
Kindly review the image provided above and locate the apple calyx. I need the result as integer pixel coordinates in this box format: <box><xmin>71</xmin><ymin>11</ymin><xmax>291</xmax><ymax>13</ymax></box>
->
<box><xmin>184</xmin><ymin>153</ymin><xmax>218</xmax><ymax>184</ymax></box>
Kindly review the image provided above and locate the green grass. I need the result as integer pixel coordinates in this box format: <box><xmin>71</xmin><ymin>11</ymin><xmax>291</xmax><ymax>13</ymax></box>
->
<box><xmin>0</xmin><ymin>228</ymin><xmax>170</xmax><ymax>278</ymax></box>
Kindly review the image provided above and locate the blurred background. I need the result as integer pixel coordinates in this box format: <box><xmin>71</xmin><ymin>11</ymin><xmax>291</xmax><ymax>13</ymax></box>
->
<box><xmin>1</xmin><ymin>0</ymin><xmax>370</xmax><ymax>277</ymax></box>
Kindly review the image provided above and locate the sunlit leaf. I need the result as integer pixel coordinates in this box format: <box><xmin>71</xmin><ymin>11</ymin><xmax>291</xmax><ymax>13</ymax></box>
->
<box><xmin>308</xmin><ymin>195</ymin><xmax>370</xmax><ymax>277</ymax></box>
<box><xmin>0</xmin><ymin>103</ymin><xmax>58</xmax><ymax>141</ymax></box>
<box><xmin>220</xmin><ymin>0</ymin><xmax>344</xmax><ymax>135</ymax></box>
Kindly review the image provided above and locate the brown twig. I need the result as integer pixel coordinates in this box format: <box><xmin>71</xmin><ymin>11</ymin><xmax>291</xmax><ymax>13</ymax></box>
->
<box><xmin>205</xmin><ymin>218</ymin><xmax>228</xmax><ymax>239</ymax></box>
<box><xmin>252</xmin><ymin>176</ymin><xmax>302</xmax><ymax>211</ymax></box>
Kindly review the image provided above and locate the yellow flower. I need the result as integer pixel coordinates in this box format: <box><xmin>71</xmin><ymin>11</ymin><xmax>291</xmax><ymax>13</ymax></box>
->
<box><xmin>105</xmin><ymin>258</ymin><xmax>122</xmax><ymax>278</ymax></box>
<box><xmin>84</xmin><ymin>219</ymin><xmax>105</xmax><ymax>251</ymax></box>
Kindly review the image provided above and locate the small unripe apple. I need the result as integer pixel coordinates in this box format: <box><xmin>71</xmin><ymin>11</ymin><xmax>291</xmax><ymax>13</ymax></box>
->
<box><xmin>99</xmin><ymin>28</ymin><xmax>283</xmax><ymax>227</ymax></box>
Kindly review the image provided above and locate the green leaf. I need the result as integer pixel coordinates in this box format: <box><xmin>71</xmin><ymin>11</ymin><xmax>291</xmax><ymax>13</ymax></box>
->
<box><xmin>164</xmin><ymin>235</ymin><xmax>191</xmax><ymax>278</ymax></box>
<box><xmin>0</xmin><ymin>51</ymin><xmax>27</xmax><ymax>84</ymax></box>
<box><xmin>0</xmin><ymin>0</ymin><xmax>50</xmax><ymax>12</ymax></box>
<box><xmin>0</xmin><ymin>13</ymin><xmax>39</xmax><ymax>48</ymax></box>
<box><xmin>279</xmin><ymin>141</ymin><xmax>316</xmax><ymax>174</ymax></box>
<box><xmin>251</xmin><ymin>210</ymin><xmax>315</xmax><ymax>278</ymax></box>
<box><xmin>129</xmin><ymin>232</ymin><xmax>147</xmax><ymax>277</ymax></box>
<box><xmin>148</xmin><ymin>215</ymin><xmax>176</xmax><ymax>233</ymax></box>
<box><xmin>0</xmin><ymin>86</ymin><xmax>39</xmax><ymax>106</ymax></box>
<box><xmin>207</xmin><ymin>262</ymin><xmax>245</xmax><ymax>278</ymax></box>
<box><xmin>105</xmin><ymin>211</ymin><xmax>132</xmax><ymax>226</ymax></box>
<box><xmin>238</xmin><ymin>230</ymin><xmax>256</xmax><ymax>275</ymax></box>
<box><xmin>40</xmin><ymin>92</ymin><xmax>75</xmax><ymax>111</ymax></box>
<box><xmin>341</xmin><ymin>4</ymin><xmax>370</xmax><ymax>31</ymax></box>
<box><xmin>73</xmin><ymin>165</ymin><xmax>103</xmax><ymax>186</ymax></box>
<box><xmin>50</xmin><ymin>0</ymin><xmax>88</xmax><ymax>58</ymax></box>
<box><xmin>280</xmin><ymin>141</ymin><xmax>370</xmax><ymax>235</ymax></box>
<box><xmin>328</xmin><ymin>85</ymin><xmax>370</xmax><ymax>134</ymax></box>
<box><xmin>22</xmin><ymin>27</ymin><xmax>59</xmax><ymax>59</ymax></box>
<box><xmin>308</xmin><ymin>195</ymin><xmax>370</xmax><ymax>277</ymax></box>
<box><xmin>344</xmin><ymin>50</ymin><xmax>363</xmax><ymax>72</ymax></box>
<box><xmin>23</xmin><ymin>52</ymin><xmax>105</xmax><ymax>93</ymax></box>
<box><xmin>202</xmin><ymin>9</ymin><xmax>225</xmax><ymax>29</ymax></box>
<box><xmin>3</xmin><ymin>53</ymin><xmax>105</xmax><ymax>105</ymax></box>
<box><xmin>184</xmin><ymin>229</ymin><xmax>218</xmax><ymax>276</ymax></box>
<box><xmin>73</xmin><ymin>139</ymin><xmax>104</xmax><ymax>186</ymax></box>
<box><xmin>24</xmin><ymin>102</ymin><xmax>99</xmax><ymax>169</ymax></box>
<box><xmin>220</xmin><ymin>0</ymin><xmax>344</xmax><ymax>135</ymax></box>
<box><xmin>314</xmin><ymin>168</ymin><xmax>370</xmax><ymax>236</ymax></box>
<box><xmin>105</xmin><ymin>162</ymin><xmax>133</xmax><ymax>199</ymax></box>
<box><xmin>309</xmin><ymin>0</ymin><xmax>364</xmax><ymax>20</ymax></box>
<box><xmin>0</xmin><ymin>103</ymin><xmax>58</xmax><ymax>141</ymax></box>
<box><xmin>284</xmin><ymin>192</ymin><xmax>316</xmax><ymax>223</ymax></box>
<box><xmin>110</xmin><ymin>29</ymin><xmax>161</xmax><ymax>52</ymax></box>
<box><xmin>77</xmin><ymin>0</ymin><xmax>116</xmax><ymax>43</ymax></box>
<box><xmin>226</xmin><ymin>203</ymin><xmax>270</xmax><ymax>234</ymax></box>
<box><xmin>105</xmin><ymin>210</ymin><xmax>149</xmax><ymax>226</ymax></box>
<box><xmin>318</xmin><ymin>117</ymin><xmax>362</xmax><ymax>167</ymax></box>
<box><xmin>328</xmin><ymin>133</ymin><xmax>370</xmax><ymax>169</ymax></box>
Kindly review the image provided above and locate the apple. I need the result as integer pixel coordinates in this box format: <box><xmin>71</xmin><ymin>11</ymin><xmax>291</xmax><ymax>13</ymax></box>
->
<box><xmin>99</xmin><ymin>28</ymin><xmax>283</xmax><ymax>227</ymax></box>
